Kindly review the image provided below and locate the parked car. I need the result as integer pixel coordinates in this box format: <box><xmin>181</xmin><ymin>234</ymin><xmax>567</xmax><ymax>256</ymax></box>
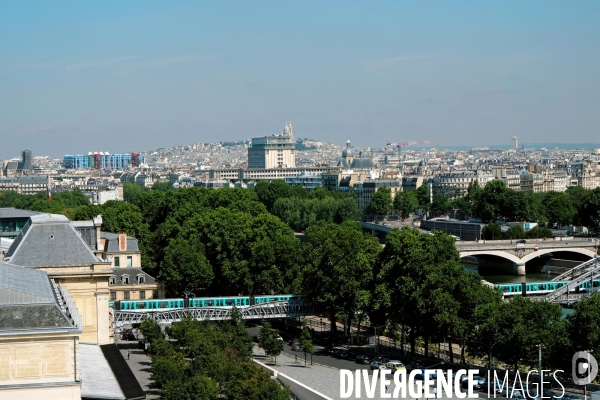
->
<box><xmin>345</xmin><ymin>351</ymin><xmax>357</xmax><ymax>361</ymax></box>
<box><xmin>292</xmin><ymin>341</ymin><xmax>302</xmax><ymax>352</ymax></box>
<box><xmin>369</xmin><ymin>360</ymin><xmax>380</xmax><ymax>370</ymax></box>
<box><xmin>355</xmin><ymin>355</ymin><xmax>370</xmax><ymax>364</ymax></box>
<box><xmin>332</xmin><ymin>347</ymin><xmax>346</xmax><ymax>358</ymax></box>
<box><xmin>516</xmin><ymin>239</ymin><xmax>527</xmax><ymax>244</ymax></box>
<box><xmin>385</xmin><ymin>360</ymin><xmax>406</xmax><ymax>371</ymax></box>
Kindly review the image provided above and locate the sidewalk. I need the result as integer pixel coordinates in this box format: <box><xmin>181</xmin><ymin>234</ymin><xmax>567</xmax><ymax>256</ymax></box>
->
<box><xmin>116</xmin><ymin>339</ymin><xmax>159</xmax><ymax>399</ymax></box>
<box><xmin>254</xmin><ymin>346</ymin><xmax>516</xmax><ymax>400</ymax></box>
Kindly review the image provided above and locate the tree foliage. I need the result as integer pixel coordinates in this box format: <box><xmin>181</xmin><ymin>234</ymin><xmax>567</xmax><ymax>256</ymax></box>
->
<box><xmin>303</xmin><ymin>222</ymin><xmax>381</xmax><ymax>335</ymax></box>
<box><xmin>393</xmin><ymin>190</ymin><xmax>419</xmax><ymax>218</ymax></box>
<box><xmin>149</xmin><ymin>317</ymin><xmax>289</xmax><ymax>399</ymax></box>
<box><xmin>258</xmin><ymin>320</ymin><xmax>284</xmax><ymax>363</ymax></box>
<box><xmin>370</xmin><ymin>186</ymin><xmax>393</xmax><ymax>218</ymax></box>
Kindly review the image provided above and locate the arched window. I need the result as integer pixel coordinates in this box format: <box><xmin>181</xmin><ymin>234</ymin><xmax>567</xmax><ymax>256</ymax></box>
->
<box><xmin>137</xmin><ymin>274</ymin><xmax>145</xmax><ymax>284</ymax></box>
<box><xmin>109</xmin><ymin>275</ymin><xmax>116</xmax><ymax>285</ymax></box>
<box><xmin>122</xmin><ymin>275</ymin><xmax>130</xmax><ymax>285</ymax></box>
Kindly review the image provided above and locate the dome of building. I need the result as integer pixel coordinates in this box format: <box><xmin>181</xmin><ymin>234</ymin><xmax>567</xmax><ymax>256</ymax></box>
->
<box><xmin>342</xmin><ymin>140</ymin><xmax>354</xmax><ymax>158</ymax></box>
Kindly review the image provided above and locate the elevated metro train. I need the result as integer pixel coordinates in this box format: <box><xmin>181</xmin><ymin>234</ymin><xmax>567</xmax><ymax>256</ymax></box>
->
<box><xmin>109</xmin><ymin>294</ymin><xmax>305</xmax><ymax>311</ymax></box>
<box><xmin>495</xmin><ymin>280</ymin><xmax>600</xmax><ymax>296</ymax></box>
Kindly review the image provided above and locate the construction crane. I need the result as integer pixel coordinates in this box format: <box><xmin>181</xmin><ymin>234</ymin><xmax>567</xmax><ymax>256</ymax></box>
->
<box><xmin>387</xmin><ymin>140</ymin><xmax>438</xmax><ymax>152</ymax></box>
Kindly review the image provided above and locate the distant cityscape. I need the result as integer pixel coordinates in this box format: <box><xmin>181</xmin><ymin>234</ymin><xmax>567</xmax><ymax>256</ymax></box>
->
<box><xmin>2</xmin><ymin>123</ymin><xmax>600</xmax><ymax>209</ymax></box>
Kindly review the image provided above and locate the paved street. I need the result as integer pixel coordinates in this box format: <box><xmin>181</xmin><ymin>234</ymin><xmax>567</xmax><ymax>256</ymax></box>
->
<box><xmin>116</xmin><ymin>336</ymin><xmax>159</xmax><ymax>400</ymax></box>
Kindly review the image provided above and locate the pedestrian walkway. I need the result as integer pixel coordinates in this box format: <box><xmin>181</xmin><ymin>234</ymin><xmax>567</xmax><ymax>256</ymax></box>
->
<box><xmin>116</xmin><ymin>339</ymin><xmax>159</xmax><ymax>399</ymax></box>
<box><xmin>254</xmin><ymin>346</ymin><xmax>515</xmax><ymax>400</ymax></box>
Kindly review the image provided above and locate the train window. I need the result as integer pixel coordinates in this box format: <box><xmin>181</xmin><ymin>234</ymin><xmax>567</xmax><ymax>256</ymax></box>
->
<box><xmin>137</xmin><ymin>302</ymin><xmax>146</xmax><ymax>309</ymax></box>
<box><xmin>226</xmin><ymin>299</ymin><xmax>234</xmax><ymax>306</ymax></box>
<box><xmin>206</xmin><ymin>300</ymin><xmax>213</xmax><ymax>307</ymax></box>
<box><xmin>159</xmin><ymin>301</ymin><xmax>168</xmax><ymax>308</ymax></box>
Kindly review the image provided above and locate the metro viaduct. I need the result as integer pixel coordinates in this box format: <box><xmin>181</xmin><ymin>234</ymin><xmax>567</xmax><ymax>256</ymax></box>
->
<box><xmin>456</xmin><ymin>242</ymin><xmax>598</xmax><ymax>275</ymax></box>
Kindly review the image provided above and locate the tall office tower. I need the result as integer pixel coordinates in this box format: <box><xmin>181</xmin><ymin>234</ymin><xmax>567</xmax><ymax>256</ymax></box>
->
<box><xmin>511</xmin><ymin>136</ymin><xmax>518</xmax><ymax>150</ymax></box>
<box><xmin>248</xmin><ymin>123</ymin><xmax>296</xmax><ymax>168</ymax></box>
<box><xmin>20</xmin><ymin>150</ymin><xmax>32</xmax><ymax>172</ymax></box>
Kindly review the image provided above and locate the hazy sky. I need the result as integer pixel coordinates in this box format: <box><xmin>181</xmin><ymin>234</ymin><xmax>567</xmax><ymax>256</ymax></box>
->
<box><xmin>1</xmin><ymin>1</ymin><xmax>600</xmax><ymax>157</ymax></box>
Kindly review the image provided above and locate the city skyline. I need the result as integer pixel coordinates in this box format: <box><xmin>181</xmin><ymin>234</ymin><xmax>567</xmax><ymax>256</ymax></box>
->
<box><xmin>2</xmin><ymin>1</ymin><xmax>600</xmax><ymax>157</ymax></box>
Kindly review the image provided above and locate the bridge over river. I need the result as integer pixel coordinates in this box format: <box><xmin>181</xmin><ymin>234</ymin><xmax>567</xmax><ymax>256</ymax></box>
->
<box><xmin>456</xmin><ymin>238</ymin><xmax>598</xmax><ymax>275</ymax></box>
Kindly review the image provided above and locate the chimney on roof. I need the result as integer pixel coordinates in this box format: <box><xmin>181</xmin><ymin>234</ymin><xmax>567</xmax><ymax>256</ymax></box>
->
<box><xmin>93</xmin><ymin>215</ymin><xmax>103</xmax><ymax>251</ymax></box>
<box><xmin>119</xmin><ymin>233</ymin><xmax>127</xmax><ymax>252</ymax></box>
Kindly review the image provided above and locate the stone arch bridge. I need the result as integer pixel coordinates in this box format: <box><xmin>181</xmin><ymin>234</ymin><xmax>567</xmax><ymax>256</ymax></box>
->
<box><xmin>456</xmin><ymin>240</ymin><xmax>598</xmax><ymax>275</ymax></box>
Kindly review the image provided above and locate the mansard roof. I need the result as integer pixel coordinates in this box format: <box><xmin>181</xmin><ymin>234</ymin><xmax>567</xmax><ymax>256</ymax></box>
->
<box><xmin>0</xmin><ymin>262</ymin><xmax>76</xmax><ymax>333</ymax></box>
<box><xmin>5</xmin><ymin>214</ymin><xmax>100</xmax><ymax>267</ymax></box>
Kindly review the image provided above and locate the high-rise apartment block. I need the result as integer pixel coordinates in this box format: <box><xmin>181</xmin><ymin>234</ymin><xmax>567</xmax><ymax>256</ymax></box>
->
<box><xmin>511</xmin><ymin>136</ymin><xmax>518</xmax><ymax>150</ymax></box>
<box><xmin>248</xmin><ymin>123</ymin><xmax>296</xmax><ymax>168</ymax></box>
<box><xmin>19</xmin><ymin>150</ymin><xmax>32</xmax><ymax>172</ymax></box>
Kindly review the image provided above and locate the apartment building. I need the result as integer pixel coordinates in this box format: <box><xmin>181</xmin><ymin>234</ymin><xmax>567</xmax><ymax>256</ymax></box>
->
<box><xmin>432</xmin><ymin>170</ymin><xmax>494</xmax><ymax>199</ymax></box>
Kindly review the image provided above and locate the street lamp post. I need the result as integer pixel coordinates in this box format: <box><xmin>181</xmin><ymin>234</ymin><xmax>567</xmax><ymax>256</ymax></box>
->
<box><xmin>374</xmin><ymin>325</ymin><xmax>385</xmax><ymax>359</ymax></box>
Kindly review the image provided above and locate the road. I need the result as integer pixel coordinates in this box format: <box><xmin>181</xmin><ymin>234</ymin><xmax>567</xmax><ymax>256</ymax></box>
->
<box><xmin>248</xmin><ymin>325</ymin><xmax>584</xmax><ymax>400</ymax></box>
<box><xmin>247</xmin><ymin>325</ymin><xmax>373</xmax><ymax>371</ymax></box>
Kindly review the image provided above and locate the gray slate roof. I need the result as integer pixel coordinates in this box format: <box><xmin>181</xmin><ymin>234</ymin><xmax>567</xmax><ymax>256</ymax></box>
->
<box><xmin>102</xmin><ymin>232</ymin><xmax>140</xmax><ymax>253</ymax></box>
<box><xmin>0</xmin><ymin>207</ymin><xmax>41</xmax><ymax>219</ymax></box>
<box><xmin>0</xmin><ymin>262</ymin><xmax>75</xmax><ymax>332</ymax></box>
<box><xmin>111</xmin><ymin>268</ymin><xmax>156</xmax><ymax>286</ymax></box>
<box><xmin>5</xmin><ymin>214</ymin><xmax>100</xmax><ymax>267</ymax></box>
<box><xmin>0</xmin><ymin>262</ymin><xmax>56</xmax><ymax>304</ymax></box>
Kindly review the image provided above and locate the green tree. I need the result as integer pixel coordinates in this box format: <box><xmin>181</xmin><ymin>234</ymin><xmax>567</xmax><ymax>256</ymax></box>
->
<box><xmin>372</xmin><ymin>227</ymin><xmax>495</xmax><ymax>358</ymax></box>
<box><xmin>468</xmin><ymin>296</ymin><xmax>566</xmax><ymax>371</ymax></box>
<box><xmin>72</xmin><ymin>204</ymin><xmax>104</xmax><ymax>221</ymax></box>
<box><xmin>151</xmin><ymin>181</ymin><xmax>173</xmax><ymax>192</ymax></box>
<box><xmin>473</xmin><ymin>180</ymin><xmax>508</xmax><ymax>223</ymax></box>
<box><xmin>254</xmin><ymin>180</ymin><xmax>291</xmax><ymax>211</ymax></box>
<box><xmin>393</xmin><ymin>190</ymin><xmax>419</xmax><ymax>218</ymax></box>
<box><xmin>258</xmin><ymin>321</ymin><xmax>283</xmax><ymax>364</ymax></box>
<box><xmin>224</xmin><ymin>307</ymin><xmax>254</xmax><ymax>360</ymax></box>
<box><xmin>505</xmin><ymin>225</ymin><xmax>526</xmax><ymax>240</ymax></box>
<box><xmin>302</xmin><ymin>222</ymin><xmax>381</xmax><ymax>337</ymax></box>
<box><xmin>52</xmin><ymin>188</ymin><xmax>90</xmax><ymax>208</ymax></box>
<box><xmin>566</xmin><ymin>186</ymin><xmax>589</xmax><ymax>226</ymax></box>
<box><xmin>482</xmin><ymin>222</ymin><xmax>502</xmax><ymax>240</ymax></box>
<box><xmin>139</xmin><ymin>317</ymin><xmax>164</xmax><ymax>345</ymax></box>
<box><xmin>568</xmin><ymin>293</ymin><xmax>600</xmax><ymax>356</ymax></box>
<box><xmin>299</xmin><ymin>319</ymin><xmax>314</xmax><ymax>366</ymax></box>
<box><xmin>160</xmin><ymin>238</ymin><xmax>214</xmax><ymax>297</ymax></box>
<box><xmin>371</xmin><ymin>186</ymin><xmax>393</xmax><ymax>219</ymax></box>
<box><xmin>416</xmin><ymin>184</ymin><xmax>430</xmax><ymax>210</ymax></box>
<box><xmin>123</xmin><ymin>182</ymin><xmax>150</xmax><ymax>204</ymax></box>
<box><xmin>581</xmin><ymin>187</ymin><xmax>600</xmax><ymax>230</ymax></box>
<box><xmin>526</xmin><ymin>226</ymin><xmax>553</xmax><ymax>239</ymax></box>
<box><xmin>161</xmin><ymin>374</ymin><xmax>219</xmax><ymax>400</ymax></box>
<box><xmin>430</xmin><ymin>194</ymin><xmax>452</xmax><ymax>216</ymax></box>
<box><xmin>542</xmin><ymin>191</ymin><xmax>576</xmax><ymax>227</ymax></box>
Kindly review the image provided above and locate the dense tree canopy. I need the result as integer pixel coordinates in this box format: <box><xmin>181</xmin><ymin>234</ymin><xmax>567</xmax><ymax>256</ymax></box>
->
<box><xmin>144</xmin><ymin>314</ymin><xmax>289</xmax><ymax>400</ymax></box>
<box><xmin>302</xmin><ymin>221</ymin><xmax>381</xmax><ymax>334</ymax></box>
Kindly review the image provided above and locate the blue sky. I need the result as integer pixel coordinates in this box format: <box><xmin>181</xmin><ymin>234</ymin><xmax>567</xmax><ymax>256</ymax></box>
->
<box><xmin>1</xmin><ymin>1</ymin><xmax>600</xmax><ymax>157</ymax></box>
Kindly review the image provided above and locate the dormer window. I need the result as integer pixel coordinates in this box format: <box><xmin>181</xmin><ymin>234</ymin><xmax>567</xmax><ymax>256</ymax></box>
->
<box><xmin>137</xmin><ymin>274</ymin><xmax>145</xmax><ymax>284</ymax></box>
<box><xmin>122</xmin><ymin>275</ymin><xmax>130</xmax><ymax>285</ymax></box>
<box><xmin>109</xmin><ymin>275</ymin><xmax>116</xmax><ymax>285</ymax></box>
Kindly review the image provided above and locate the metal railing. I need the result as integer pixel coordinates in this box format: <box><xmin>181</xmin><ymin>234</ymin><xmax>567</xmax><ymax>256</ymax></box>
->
<box><xmin>115</xmin><ymin>300</ymin><xmax>316</xmax><ymax>325</ymax></box>
<box><xmin>52</xmin><ymin>280</ymin><xmax>82</xmax><ymax>328</ymax></box>
<box><xmin>552</xmin><ymin>257</ymin><xmax>599</xmax><ymax>281</ymax></box>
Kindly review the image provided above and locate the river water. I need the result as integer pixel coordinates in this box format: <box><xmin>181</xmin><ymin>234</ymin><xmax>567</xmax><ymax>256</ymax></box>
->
<box><xmin>463</xmin><ymin>263</ymin><xmax>555</xmax><ymax>284</ymax></box>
